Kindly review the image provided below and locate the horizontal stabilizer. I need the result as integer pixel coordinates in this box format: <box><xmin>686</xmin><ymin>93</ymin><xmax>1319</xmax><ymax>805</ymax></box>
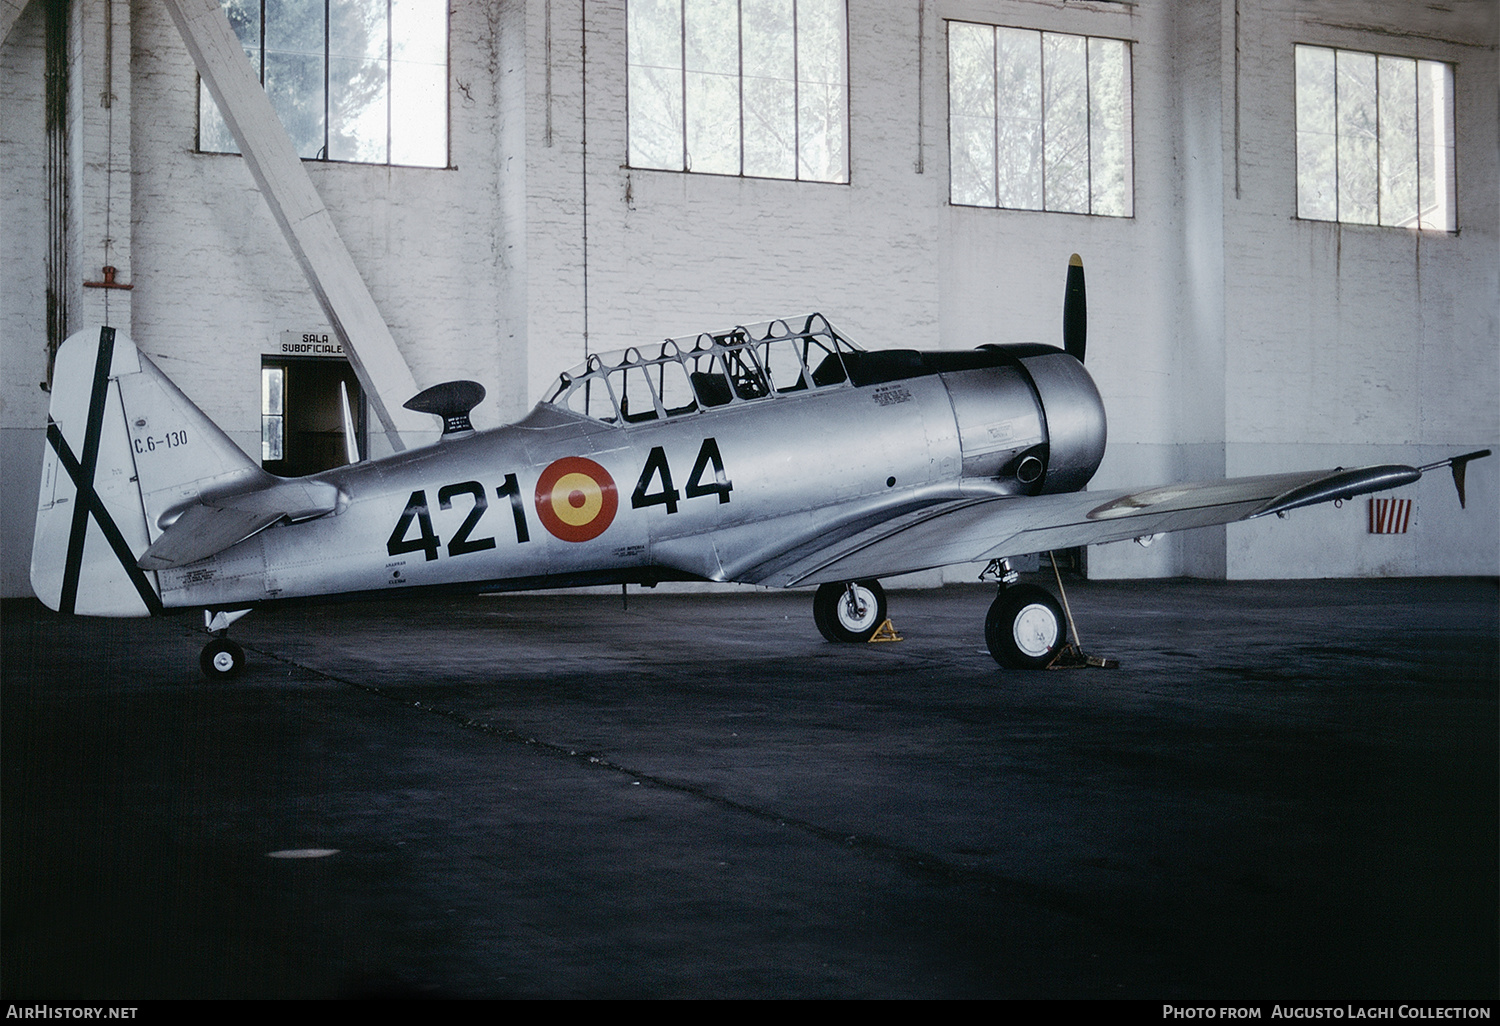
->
<box><xmin>138</xmin><ymin>504</ymin><xmax>285</xmax><ymax>570</ymax></box>
<box><xmin>139</xmin><ymin>477</ymin><xmax>341</xmax><ymax>570</ymax></box>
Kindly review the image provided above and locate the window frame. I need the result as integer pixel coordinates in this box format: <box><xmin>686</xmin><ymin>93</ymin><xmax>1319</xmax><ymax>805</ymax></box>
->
<box><xmin>946</xmin><ymin>19</ymin><xmax>1135</xmax><ymax>218</ymax></box>
<box><xmin>1293</xmin><ymin>43</ymin><xmax>1457</xmax><ymax>233</ymax></box>
<box><xmin>545</xmin><ymin>315</ymin><xmax>859</xmax><ymax>425</ymax></box>
<box><xmin>625</xmin><ymin>0</ymin><xmax>851</xmax><ymax>184</ymax></box>
<box><xmin>196</xmin><ymin>0</ymin><xmax>452</xmax><ymax>170</ymax></box>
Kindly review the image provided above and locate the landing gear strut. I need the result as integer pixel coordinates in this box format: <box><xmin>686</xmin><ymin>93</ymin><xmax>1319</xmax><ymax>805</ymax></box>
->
<box><xmin>985</xmin><ymin>583</ymin><xmax>1067</xmax><ymax>669</ymax></box>
<box><xmin>980</xmin><ymin>556</ymin><xmax>1117</xmax><ymax>670</ymax></box>
<box><xmin>813</xmin><ymin>579</ymin><xmax>887</xmax><ymax>643</ymax></box>
<box><xmin>199</xmin><ymin>609</ymin><xmax>251</xmax><ymax>680</ymax></box>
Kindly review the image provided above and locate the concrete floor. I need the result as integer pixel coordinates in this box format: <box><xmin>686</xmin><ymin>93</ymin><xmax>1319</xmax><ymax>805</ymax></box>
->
<box><xmin>2</xmin><ymin>577</ymin><xmax>1496</xmax><ymax>1000</ymax></box>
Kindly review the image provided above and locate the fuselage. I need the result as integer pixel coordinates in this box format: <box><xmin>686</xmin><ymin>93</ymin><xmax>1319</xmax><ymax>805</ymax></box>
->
<box><xmin>156</xmin><ymin>318</ymin><xmax>1107</xmax><ymax>610</ymax></box>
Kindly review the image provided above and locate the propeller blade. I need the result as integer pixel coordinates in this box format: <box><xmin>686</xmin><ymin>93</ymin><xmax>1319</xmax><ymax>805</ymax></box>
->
<box><xmin>1063</xmin><ymin>253</ymin><xmax>1087</xmax><ymax>364</ymax></box>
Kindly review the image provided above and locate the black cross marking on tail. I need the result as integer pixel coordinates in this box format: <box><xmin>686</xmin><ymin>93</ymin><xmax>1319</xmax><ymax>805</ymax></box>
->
<box><xmin>47</xmin><ymin>326</ymin><xmax>164</xmax><ymax>616</ymax></box>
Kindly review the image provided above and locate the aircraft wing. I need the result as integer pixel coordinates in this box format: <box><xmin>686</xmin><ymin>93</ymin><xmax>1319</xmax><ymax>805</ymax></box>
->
<box><xmin>739</xmin><ymin>460</ymin><xmax>1477</xmax><ymax>588</ymax></box>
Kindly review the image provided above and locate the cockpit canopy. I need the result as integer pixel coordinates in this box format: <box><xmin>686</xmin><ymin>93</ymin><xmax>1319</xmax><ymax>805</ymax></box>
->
<box><xmin>544</xmin><ymin>314</ymin><xmax>862</xmax><ymax>425</ymax></box>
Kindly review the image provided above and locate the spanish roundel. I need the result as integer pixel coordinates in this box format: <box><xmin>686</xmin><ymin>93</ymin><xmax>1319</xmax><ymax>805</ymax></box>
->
<box><xmin>534</xmin><ymin>457</ymin><xmax>619</xmax><ymax>542</ymax></box>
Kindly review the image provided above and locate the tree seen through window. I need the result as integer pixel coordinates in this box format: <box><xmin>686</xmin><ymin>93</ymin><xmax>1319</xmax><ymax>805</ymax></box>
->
<box><xmin>628</xmin><ymin>0</ymin><xmax>848</xmax><ymax>183</ymax></box>
<box><xmin>1295</xmin><ymin>45</ymin><xmax>1455</xmax><ymax>231</ymax></box>
<box><xmin>198</xmin><ymin>0</ymin><xmax>448</xmax><ymax>168</ymax></box>
<box><xmin>948</xmin><ymin>21</ymin><xmax>1133</xmax><ymax>217</ymax></box>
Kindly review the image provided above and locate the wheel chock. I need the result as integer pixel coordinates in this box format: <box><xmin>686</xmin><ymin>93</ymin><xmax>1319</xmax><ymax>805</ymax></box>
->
<box><xmin>1045</xmin><ymin>644</ymin><xmax>1118</xmax><ymax>669</ymax></box>
<box><xmin>868</xmin><ymin>619</ymin><xmax>903</xmax><ymax>643</ymax></box>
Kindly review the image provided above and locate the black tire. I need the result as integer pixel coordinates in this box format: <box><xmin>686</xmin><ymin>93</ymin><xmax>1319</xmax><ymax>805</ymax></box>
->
<box><xmin>813</xmin><ymin>580</ymin><xmax>887</xmax><ymax>643</ymax></box>
<box><xmin>200</xmin><ymin>637</ymin><xmax>245</xmax><ymax>680</ymax></box>
<box><xmin>985</xmin><ymin>585</ymin><xmax>1067</xmax><ymax>669</ymax></box>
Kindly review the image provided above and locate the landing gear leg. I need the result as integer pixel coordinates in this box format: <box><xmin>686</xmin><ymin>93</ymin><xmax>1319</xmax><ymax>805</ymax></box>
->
<box><xmin>200</xmin><ymin>609</ymin><xmax>252</xmax><ymax>680</ymax></box>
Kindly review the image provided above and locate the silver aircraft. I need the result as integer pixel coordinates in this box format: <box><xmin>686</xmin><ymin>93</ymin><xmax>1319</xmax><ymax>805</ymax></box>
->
<box><xmin>31</xmin><ymin>257</ymin><xmax>1489</xmax><ymax>677</ymax></box>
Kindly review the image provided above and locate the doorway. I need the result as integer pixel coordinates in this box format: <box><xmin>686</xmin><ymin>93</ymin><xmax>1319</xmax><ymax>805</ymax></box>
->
<box><xmin>260</xmin><ymin>357</ymin><xmax>366</xmax><ymax>477</ymax></box>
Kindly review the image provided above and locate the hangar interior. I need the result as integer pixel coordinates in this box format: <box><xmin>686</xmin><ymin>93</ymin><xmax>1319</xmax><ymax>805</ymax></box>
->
<box><xmin>2</xmin><ymin>0</ymin><xmax>1498</xmax><ymax>1002</ymax></box>
<box><xmin>1</xmin><ymin>0</ymin><xmax>1497</xmax><ymax>598</ymax></box>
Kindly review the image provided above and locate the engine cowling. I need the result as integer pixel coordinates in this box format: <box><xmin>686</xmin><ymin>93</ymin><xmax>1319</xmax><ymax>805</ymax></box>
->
<box><xmin>942</xmin><ymin>345</ymin><xmax>1106</xmax><ymax>495</ymax></box>
<box><xmin>1016</xmin><ymin>349</ymin><xmax>1106</xmax><ymax>493</ymax></box>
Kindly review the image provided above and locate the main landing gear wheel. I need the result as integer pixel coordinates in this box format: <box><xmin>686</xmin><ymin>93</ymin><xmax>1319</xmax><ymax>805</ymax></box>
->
<box><xmin>813</xmin><ymin>580</ymin><xmax>887</xmax><ymax>643</ymax></box>
<box><xmin>985</xmin><ymin>584</ymin><xmax>1067</xmax><ymax>669</ymax></box>
<box><xmin>200</xmin><ymin>637</ymin><xmax>246</xmax><ymax>680</ymax></box>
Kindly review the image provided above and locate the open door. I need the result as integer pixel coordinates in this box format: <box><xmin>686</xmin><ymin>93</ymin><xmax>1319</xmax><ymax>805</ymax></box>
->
<box><xmin>261</xmin><ymin>357</ymin><xmax>365</xmax><ymax>476</ymax></box>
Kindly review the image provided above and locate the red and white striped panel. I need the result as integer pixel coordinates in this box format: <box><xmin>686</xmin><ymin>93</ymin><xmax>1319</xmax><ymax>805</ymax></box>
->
<box><xmin>1368</xmin><ymin>497</ymin><xmax>1414</xmax><ymax>534</ymax></box>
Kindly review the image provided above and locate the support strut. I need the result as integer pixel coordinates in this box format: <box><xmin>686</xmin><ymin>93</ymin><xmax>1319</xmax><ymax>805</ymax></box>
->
<box><xmin>1043</xmin><ymin>552</ymin><xmax>1117</xmax><ymax>670</ymax></box>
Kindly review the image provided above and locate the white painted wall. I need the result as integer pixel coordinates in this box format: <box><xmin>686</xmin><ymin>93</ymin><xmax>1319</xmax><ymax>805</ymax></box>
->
<box><xmin>126</xmin><ymin>0</ymin><xmax>515</xmax><ymax>449</ymax></box>
<box><xmin>1</xmin><ymin>0</ymin><xmax>52</xmax><ymax>598</ymax></box>
<box><xmin>2</xmin><ymin>0</ymin><xmax>1495</xmax><ymax>598</ymax></box>
<box><xmin>1221</xmin><ymin>0</ymin><xmax>1499</xmax><ymax>577</ymax></box>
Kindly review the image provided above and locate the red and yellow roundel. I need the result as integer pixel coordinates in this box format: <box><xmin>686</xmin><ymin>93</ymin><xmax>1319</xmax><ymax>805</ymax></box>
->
<box><xmin>534</xmin><ymin>457</ymin><xmax>619</xmax><ymax>542</ymax></box>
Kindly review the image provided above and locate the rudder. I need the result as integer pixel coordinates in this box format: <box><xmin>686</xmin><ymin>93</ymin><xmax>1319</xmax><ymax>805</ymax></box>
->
<box><xmin>31</xmin><ymin>326</ymin><xmax>268</xmax><ymax>616</ymax></box>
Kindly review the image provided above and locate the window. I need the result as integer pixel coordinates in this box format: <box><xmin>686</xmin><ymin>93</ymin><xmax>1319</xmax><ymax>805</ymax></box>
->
<box><xmin>948</xmin><ymin>22</ymin><xmax>1133</xmax><ymax>217</ymax></box>
<box><xmin>627</xmin><ymin>0</ymin><xmax>848</xmax><ymax>183</ymax></box>
<box><xmin>199</xmin><ymin>0</ymin><xmax>449</xmax><ymax>168</ymax></box>
<box><xmin>261</xmin><ymin>365</ymin><xmax>285</xmax><ymax>462</ymax></box>
<box><xmin>1295</xmin><ymin>45</ymin><xmax>1455</xmax><ymax>231</ymax></box>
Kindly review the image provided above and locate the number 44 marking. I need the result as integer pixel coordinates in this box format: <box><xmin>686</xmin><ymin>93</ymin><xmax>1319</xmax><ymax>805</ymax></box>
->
<box><xmin>632</xmin><ymin>438</ymin><xmax>732</xmax><ymax>515</ymax></box>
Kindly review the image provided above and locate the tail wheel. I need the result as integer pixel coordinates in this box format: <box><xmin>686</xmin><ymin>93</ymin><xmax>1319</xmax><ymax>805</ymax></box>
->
<box><xmin>813</xmin><ymin>580</ymin><xmax>887</xmax><ymax>643</ymax></box>
<box><xmin>200</xmin><ymin>638</ymin><xmax>246</xmax><ymax>680</ymax></box>
<box><xmin>985</xmin><ymin>584</ymin><xmax>1066</xmax><ymax>669</ymax></box>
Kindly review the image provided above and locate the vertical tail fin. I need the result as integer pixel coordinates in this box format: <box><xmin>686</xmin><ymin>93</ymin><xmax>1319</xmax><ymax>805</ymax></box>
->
<box><xmin>31</xmin><ymin>326</ymin><xmax>268</xmax><ymax>616</ymax></box>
